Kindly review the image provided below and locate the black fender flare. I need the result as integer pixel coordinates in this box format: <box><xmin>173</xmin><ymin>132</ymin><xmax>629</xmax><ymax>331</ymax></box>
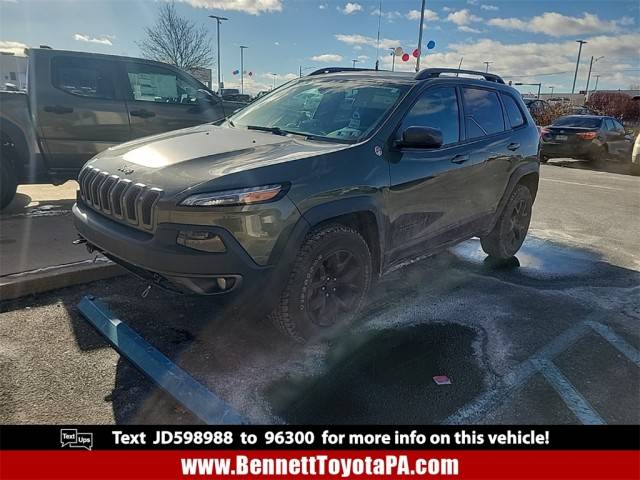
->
<box><xmin>488</xmin><ymin>161</ymin><xmax>540</xmax><ymax>233</ymax></box>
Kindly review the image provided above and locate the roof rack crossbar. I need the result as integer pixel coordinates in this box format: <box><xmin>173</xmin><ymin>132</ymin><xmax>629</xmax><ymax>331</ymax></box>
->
<box><xmin>308</xmin><ymin>67</ymin><xmax>378</xmax><ymax>76</ymax></box>
<box><xmin>415</xmin><ymin>68</ymin><xmax>505</xmax><ymax>84</ymax></box>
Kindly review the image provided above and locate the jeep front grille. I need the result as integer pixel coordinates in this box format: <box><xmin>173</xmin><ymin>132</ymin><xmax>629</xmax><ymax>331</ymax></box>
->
<box><xmin>78</xmin><ymin>166</ymin><xmax>163</xmax><ymax>230</ymax></box>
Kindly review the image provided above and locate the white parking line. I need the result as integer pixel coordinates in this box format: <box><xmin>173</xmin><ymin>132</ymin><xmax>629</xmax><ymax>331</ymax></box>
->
<box><xmin>541</xmin><ymin>178</ymin><xmax>622</xmax><ymax>191</ymax></box>
<box><xmin>533</xmin><ymin>359</ymin><xmax>605</xmax><ymax>425</ymax></box>
<box><xmin>586</xmin><ymin>321</ymin><xmax>640</xmax><ymax>367</ymax></box>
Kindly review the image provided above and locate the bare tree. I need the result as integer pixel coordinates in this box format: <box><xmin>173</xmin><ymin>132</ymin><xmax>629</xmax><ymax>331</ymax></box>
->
<box><xmin>138</xmin><ymin>2</ymin><xmax>213</xmax><ymax>72</ymax></box>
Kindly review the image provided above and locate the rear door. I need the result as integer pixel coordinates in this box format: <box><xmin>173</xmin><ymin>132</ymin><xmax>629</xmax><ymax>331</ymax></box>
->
<box><xmin>36</xmin><ymin>54</ymin><xmax>130</xmax><ymax>172</ymax></box>
<box><xmin>606</xmin><ymin>118</ymin><xmax>631</xmax><ymax>157</ymax></box>
<box><xmin>122</xmin><ymin>62</ymin><xmax>225</xmax><ymax>139</ymax></box>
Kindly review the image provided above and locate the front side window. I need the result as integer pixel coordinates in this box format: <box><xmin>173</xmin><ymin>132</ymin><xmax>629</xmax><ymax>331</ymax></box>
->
<box><xmin>52</xmin><ymin>57</ymin><xmax>116</xmax><ymax>99</ymax></box>
<box><xmin>463</xmin><ymin>87</ymin><xmax>505</xmax><ymax>139</ymax></box>
<box><xmin>126</xmin><ymin>64</ymin><xmax>200</xmax><ymax>104</ymax></box>
<box><xmin>502</xmin><ymin>93</ymin><xmax>525</xmax><ymax>129</ymax></box>
<box><xmin>400</xmin><ymin>87</ymin><xmax>459</xmax><ymax>145</ymax></box>
<box><xmin>230</xmin><ymin>77</ymin><xmax>410</xmax><ymax>143</ymax></box>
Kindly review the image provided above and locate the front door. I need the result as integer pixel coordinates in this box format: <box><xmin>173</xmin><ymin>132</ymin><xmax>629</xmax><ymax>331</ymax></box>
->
<box><xmin>123</xmin><ymin>62</ymin><xmax>225</xmax><ymax>139</ymax></box>
<box><xmin>387</xmin><ymin>85</ymin><xmax>484</xmax><ymax>264</ymax></box>
<box><xmin>37</xmin><ymin>55</ymin><xmax>130</xmax><ymax>172</ymax></box>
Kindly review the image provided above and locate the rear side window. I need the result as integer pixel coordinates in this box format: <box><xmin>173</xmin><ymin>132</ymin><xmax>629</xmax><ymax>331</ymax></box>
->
<box><xmin>52</xmin><ymin>57</ymin><xmax>116</xmax><ymax>100</ymax></box>
<box><xmin>462</xmin><ymin>87</ymin><xmax>505</xmax><ymax>139</ymax></box>
<box><xmin>502</xmin><ymin>94</ymin><xmax>525</xmax><ymax>128</ymax></box>
<box><xmin>401</xmin><ymin>87</ymin><xmax>459</xmax><ymax>145</ymax></box>
<box><xmin>125</xmin><ymin>63</ymin><xmax>200</xmax><ymax>104</ymax></box>
<box><xmin>604</xmin><ymin>119</ymin><xmax>615</xmax><ymax>131</ymax></box>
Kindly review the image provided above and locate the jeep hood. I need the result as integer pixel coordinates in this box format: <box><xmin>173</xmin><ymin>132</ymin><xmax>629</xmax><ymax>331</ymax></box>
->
<box><xmin>85</xmin><ymin>124</ymin><xmax>351</xmax><ymax>195</ymax></box>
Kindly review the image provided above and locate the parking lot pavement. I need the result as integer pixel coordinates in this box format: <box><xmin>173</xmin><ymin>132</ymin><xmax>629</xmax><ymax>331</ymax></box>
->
<box><xmin>0</xmin><ymin>162</ymin><xmax>638</xmax><ymax>425</ymax></box>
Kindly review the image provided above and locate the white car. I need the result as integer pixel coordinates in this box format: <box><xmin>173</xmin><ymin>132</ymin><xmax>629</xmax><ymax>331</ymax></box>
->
<box><xmin>632</xmin><ymin>133</ymin><xmax>640</xmax><ymax>175</ymax></box>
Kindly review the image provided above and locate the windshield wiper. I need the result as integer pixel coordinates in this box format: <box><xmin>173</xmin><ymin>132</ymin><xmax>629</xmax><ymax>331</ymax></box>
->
<box><xmin>246</xmin><ymin>125</ymin><xmax>287</xmax><ymax>135</ymax></box>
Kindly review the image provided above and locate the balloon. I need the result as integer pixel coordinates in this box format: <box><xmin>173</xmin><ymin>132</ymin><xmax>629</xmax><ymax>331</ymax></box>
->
<box><xmin>394</xmin><ymin>46</ymin><xmax>403</xmax><ymax>56</ymax></box>
<box><xmin>412</xmin><ymin>48</ymin><xmax>420</xmax><ymax>58</ymax></box>
<box><xmin>402</xmin><ymin>53</ymin><xmax>410</xmax><ymax>62</ymax></box>
<box><xmin>427</xmin><ymin>40</ymin><xmax>436</xmax><ymax>50</ymax></box>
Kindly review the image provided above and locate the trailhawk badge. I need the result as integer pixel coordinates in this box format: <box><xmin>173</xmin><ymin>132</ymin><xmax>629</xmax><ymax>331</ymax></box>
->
<box><xmin>117</xmin><ymin>164</ymin><xmax>135</xmax><ymax>175</ymax></box>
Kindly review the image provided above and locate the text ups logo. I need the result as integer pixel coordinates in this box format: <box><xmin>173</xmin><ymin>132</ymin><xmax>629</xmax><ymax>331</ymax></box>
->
<box><xmin>60</xmin><ymin>429</ymin><xmax>93</xmax><ymax>450</ymax></box>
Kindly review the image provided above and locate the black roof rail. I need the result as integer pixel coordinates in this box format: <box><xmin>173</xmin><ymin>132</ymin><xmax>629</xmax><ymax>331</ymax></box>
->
<box><xmin>308</xmin><ymin>67</ymin><xmax>378</xmax><ymax>76</ymax></box>
<box><xmin>415</xmin><ymin>68</ymin><xmax>505</xmax><ymax>84</ymax></box>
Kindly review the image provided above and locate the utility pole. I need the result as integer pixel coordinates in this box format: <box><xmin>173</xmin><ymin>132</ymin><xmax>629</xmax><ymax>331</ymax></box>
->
<box><xmin>585</xmin><ymin>55</ymin><xmax>604</xmax><ymax>99</ymax></box>
<box><xmin>415</xmin><ymin>0</ymin><xmax>426</xmax><ymax>72</ymax></box>
<box><xmin>208</xmin><ymin>15</ymin><xmax>228</xmax><ymax>94</ymax></box>
<box><xmin>239</xmin><ymin>45</ymin><xmax>248</xmax><ymax>94</ymax></box>
<box><xmin>483</xmin><ymin>61</ymin><xmax>493</xmax><ymax>73</ymax></box>
<box><xmin>572</xmin><ymin>40</ymin><xmax>587</xmax><ymax>94</ymax></box>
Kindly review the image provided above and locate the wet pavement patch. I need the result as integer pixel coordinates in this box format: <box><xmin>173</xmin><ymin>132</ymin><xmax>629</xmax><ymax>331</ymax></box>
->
<box><xmin>268</xmin><ymin>324</ymin><xmax>483</xmax><ymax>424</ymax></box>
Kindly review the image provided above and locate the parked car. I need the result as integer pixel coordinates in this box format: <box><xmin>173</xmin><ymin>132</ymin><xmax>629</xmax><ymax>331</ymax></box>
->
<box><xmin>523</xmin><ymin>98</ymin><xmax>550</xmax><ymax>117</ymax></box>
<box><xmin>0</xmin><ymin>48</ymin><xmax>239</xmax><ymax>209</ymax></box>
<box><xmin>540</xmin><ymin>115</ymin><xmax>633</xmax><ymax>162</ymax></box>
<box><xmin>73</xmin><ymin>68</ymin><xmax>540</xmax><ymax>341</ymax></box>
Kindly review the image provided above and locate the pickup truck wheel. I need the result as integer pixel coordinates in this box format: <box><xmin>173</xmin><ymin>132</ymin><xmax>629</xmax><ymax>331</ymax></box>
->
<box><xmin>0</xmin><ymin>158</ymin><xmax>17</xmax><ymax>209</ymax></box>
<box><xmin>270</xmin><ymin>224</ymin><xmax>372</xmax><ymax>343</ymax></box>
<box><xmin>480</xmin><ymin>184</ymin><xmax>532</xmax><ymax>260</ymax></box>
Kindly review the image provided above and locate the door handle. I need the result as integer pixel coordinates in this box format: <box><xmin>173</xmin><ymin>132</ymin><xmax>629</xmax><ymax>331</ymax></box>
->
<box><xmin>43</xmin><ymin>105</ymin><xmax>73</xmax><ymax>114</ymax></box>
<box><xmin>130</xmin><ymin>109</ymin><xmax>156</xmax><ymax>118</ymax></box>
<box><xmin>507</xmin><ymin>142</ymin><xmax>520</xmax><ymax>151</ymax></box>
<box><xmin>451</xmin><ymin>154</ymin><xmax>470</xmax><ymax>164</ymax></box>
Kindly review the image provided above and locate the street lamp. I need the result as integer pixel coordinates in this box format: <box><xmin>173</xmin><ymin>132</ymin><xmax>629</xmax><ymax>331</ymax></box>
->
<box><xmin>415</xmin><ymin>0</ymin><xmax>426</xmax><ymax>72</ymax></box>
<box><xmin>515</xmin><ymin>82</ymin><xmax>542</xmax><ymax>99</ymax></box>
<box><xmin>389</xmin><ymin>48</ymin><xmax>397</xmax><ymax>72</ymax></box>
<box><xmin>208</xmin><ymin>15</ymin><xmax>228</xmax><ymax>94</ymax></box>
<box><xmin>571</xmin><ymin>40</ymin><xmax>587</xmax><ymax>94</ymax></box>
<box><xmin>484</xmin><ymin>61</ymin><xmax>493</xmax><ymax>73</ymax></box>
<box><xmin>585</xmin><ymin>55</ymin><xmax>604</xmax><ymax>99</ymax></box>
<box><xmin>239</xmin><ymin>45</ymin><xmax>248</xmax><ymax>94</ymax></box>
<box><xmin>270</xmin><ymin>73</ymin><xmax>277</xmax><ymax>90</ymax></box>
<box><xmin>299</xmin><ymin>65</ymin><xmax>314</xmax><ymax>77</ymax></box>
<box><xmin>548</xmin><ymin>86</ymin><xmax>555</xmax><ymax>96</ymax></box>
<box><xmin>352</xmin><ymin>59</ymin><xmax>360</xmax><ymax>68</ymax></box>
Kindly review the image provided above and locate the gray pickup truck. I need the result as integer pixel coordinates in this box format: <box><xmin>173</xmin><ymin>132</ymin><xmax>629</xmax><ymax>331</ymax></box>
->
<box><xmin>0</xmin><ymin>48</ymin><xmax>244</xmax><ymax>208</ymax></box>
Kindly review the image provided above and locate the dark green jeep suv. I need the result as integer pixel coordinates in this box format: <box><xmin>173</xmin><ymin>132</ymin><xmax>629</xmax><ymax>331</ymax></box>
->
<box><xmin>73</xmin><ymin>68</ymin><xmax>540</xmax><ymax>341</ymax></box>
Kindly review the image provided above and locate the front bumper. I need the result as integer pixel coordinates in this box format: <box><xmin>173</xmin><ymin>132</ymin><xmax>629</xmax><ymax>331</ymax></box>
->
<box><xmin>73</xmin><ymin>199</ymin><xmax>273</xmax><ymax>295</ymax></box>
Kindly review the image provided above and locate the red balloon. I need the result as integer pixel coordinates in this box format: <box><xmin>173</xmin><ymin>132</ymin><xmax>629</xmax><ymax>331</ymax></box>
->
<box><xmin>402</xmin><ymin>53</ymin><xmax>410</xmax><ymax>62</ymax></box>
<box><xmin>412</xmin><ymin>48</ymin><xmax>420</xmax><ymax>58</ymax></box>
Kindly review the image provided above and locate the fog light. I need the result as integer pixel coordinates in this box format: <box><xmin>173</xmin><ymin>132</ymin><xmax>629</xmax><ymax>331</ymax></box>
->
<box><xmin>176</xmin><ymin>231</ymin><xmax>226</xmax><ymax>252</ymax></box>
<box><xmin>216</xmin><ymin>277</ymin><xmax>227</xmax><ymax>290</ymax></box>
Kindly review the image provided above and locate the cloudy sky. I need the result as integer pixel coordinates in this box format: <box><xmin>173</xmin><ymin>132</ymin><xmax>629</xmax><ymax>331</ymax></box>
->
<box><xmin>1</xmin><ymin>0</ymin><xmax>638</xmax><ymax>95</ymax></box>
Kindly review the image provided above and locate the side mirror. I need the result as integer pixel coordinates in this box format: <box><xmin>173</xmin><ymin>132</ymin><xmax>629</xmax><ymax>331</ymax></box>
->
<box><xmin>396</xmin><ymin>126</ymin><xmax>443</xmax><ymax>149</ymax></box>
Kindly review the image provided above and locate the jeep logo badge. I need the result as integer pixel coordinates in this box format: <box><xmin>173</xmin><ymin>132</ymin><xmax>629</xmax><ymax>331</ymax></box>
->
<box><xmin>117</xmin><ymin>165</ymin><xmax>134</xmax><ymax>175</ymax></box>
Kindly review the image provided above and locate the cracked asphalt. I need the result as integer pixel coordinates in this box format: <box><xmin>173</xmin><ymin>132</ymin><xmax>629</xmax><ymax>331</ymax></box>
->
<box><xmin>1</xmin><ymin>160</ymin><xmax>638</xmax><ymax>425</ymax></box>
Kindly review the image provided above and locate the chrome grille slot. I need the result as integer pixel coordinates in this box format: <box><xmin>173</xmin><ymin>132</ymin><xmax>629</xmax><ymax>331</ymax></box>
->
<box><xmin>140</xmin><ymin>188</ymin><xmax>162</xmax><ymax>227</ymax></box>
<box><xmin>123</xmin><ymin>183</ymin><xmax>144</xmax><ymax>224</ymax></box>
<box><xmin>77</xmin><ymin>166</ymin><xmax>163</xmax><ymax>231</ymax></box>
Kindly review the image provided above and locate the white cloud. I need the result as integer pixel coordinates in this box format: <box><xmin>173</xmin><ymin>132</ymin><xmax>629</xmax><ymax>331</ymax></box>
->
<box><xmin>357</xmin><ymin>54</ymin><xmax>369</xmax><ymax>61</ymax></box>
<box><xmin>340</xmin><ymin>3</ymin><xmax>362</xmax><ymax>15</ymax></box>
<box><xmin>180</xmin><ymin>0</ymin><xmax>282</xmax><ymax>15</ymax></box>
<box><xmin>480</xmin><ymin>4</ymin><xmax>499</xmax><ymax>11</ymax></box>
<box><xmin>467</xmin><ymin>0</ymin><xmax>478</xmax><ymax>5</ymax></box>
<box><xmin>406</xmin><ymin>9</ymin><xmax>439</xmax><ymax>21</ymax></box>
<box><xmin>73</xmin><ymin>33</ymin><xmax>114</xmax><ymax>46</ymax></box>
<box><xmin>446</xmin><ymin>9</ymin><xmax>481</xmax><ymax>26</ymax></box>
<box><xmin>318</xmin><ymin>3</ymin><xmax>327</xmax><ymax>9</ymax></box>
<box><xmin>274</xmin><ymin>41</ymin><xmax>280</xmax><ymax>46</ymax></box>
<box><xmin>372</xmin><ymin>9</ymin><xmax>403</xmax><ymax>22</ymax></box>
<box><xmin>488</xmin><ymin>12</ymin><xmax>632</xmax><ymax>37</ymax></box>
<box><xmin>0</xmin><ymin>40</ymin><xmax>27</xmax><ymax>56</ymax></box>
<box><xmin>458</xmin><ymin>25</ymin><xmax>483</xmax><ymax>33</ymax></box>
<box><xmin>334</xmin><ymin>33</ymin><xmax>402</xmax><ymax>50</ymax></box>
<box><xmin>311</xmin><ymin>53</ymin><xmax>344</xmax><ymax>62</ymax></box>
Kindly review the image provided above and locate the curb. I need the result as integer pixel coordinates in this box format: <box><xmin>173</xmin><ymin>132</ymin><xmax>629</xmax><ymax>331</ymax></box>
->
<box><xmin>0</xmin><ymin>260</ymin><xmax>126</xmax><ymax>302</ymax></box>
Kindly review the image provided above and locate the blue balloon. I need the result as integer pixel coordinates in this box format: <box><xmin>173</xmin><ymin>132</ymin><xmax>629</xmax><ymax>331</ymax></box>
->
<box><xmin>427</xmin><ymin>40</ymin><xmax>436</xmax><ymax>50</ymax></box>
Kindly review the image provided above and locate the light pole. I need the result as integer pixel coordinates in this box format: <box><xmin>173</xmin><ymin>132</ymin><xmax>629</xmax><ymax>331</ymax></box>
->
<box><xmin>484</xmin><ymin>61</ymin><xmax>493</xmax><ymax>73</ymax></box>
<box><xmin>270</xmin><ymin>73</ymin><xmax>277</xmax><ymax>90</ymax></box>
<box><xmin>352</xmin><ymin>59</ymin><xmax>360</xmax><ymax>68</ymax></box>
<box><xmin>299</xmin><ymin>65</ymin><xmax>314</xmax><ymax>77</ymax></box>
<box><xmin>593</xmin><ymin>74</ymin><xmax>601</xmax><ymax>93</ymax></box>
<box><xmin>239</xmin><ymin>45</ymin><xmax>248</xmax><ymax>94</ymax></box>
<box><xmin>585</xmin><ymin>55</ymin><xmax>604</xmax><ymax>99</ymax></box>
<box><xmin>571</xmin><ymin>40</ymin><xmax>587</xmax><ymax>94</ymax></box>
<box><xmin>515</xmin><ymin>82</ymin><xmax>542</xmax><ymax>99</ymax></box>
<box><xmin>389</xmin><ymin>48</ymin><xmax>396</xmax><ymax>72</ymax></box>
<box><xmin>415</xmin><ymin>0</ymin><xmax>426</xmax><ymax>72</ymax></box>
<box><xmin>548</xmin><ymin>86</ymin><xmax>555</xmax><ymax>96</ymax></box>
<box><xmin>208</xmin><ymin>15</ymin><xmax>228</xmax><ymax>94</ymax></box>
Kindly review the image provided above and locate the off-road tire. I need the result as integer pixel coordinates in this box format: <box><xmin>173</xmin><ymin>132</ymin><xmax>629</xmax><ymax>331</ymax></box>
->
<box><xmin>0</xmin><ymin>158</ymin><xmax>17</xmax><ymax>209</ymax></box>
<box><xmin>270</xmin><ymin>224</ymin><xmax>372</xmax><ymax>343</ymax></box>
<box><xmin>480</xmin><ymin>184</ymin><xmax>533</xmax><ymax>260</ymax></box>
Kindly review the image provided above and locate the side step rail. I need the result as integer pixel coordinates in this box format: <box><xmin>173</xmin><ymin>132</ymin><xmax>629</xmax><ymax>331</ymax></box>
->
<box><xmin>78</xmin><ymin>295</ymin><xmax>247</xmax><ymax>425</ymax></box>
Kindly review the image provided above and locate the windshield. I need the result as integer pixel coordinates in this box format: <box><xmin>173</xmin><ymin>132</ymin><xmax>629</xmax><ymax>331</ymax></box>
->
<box><xmin>229</xmin><ymin>78</ymin><xmax>410</xmax><ymax>143</ymax></box>
<box><xmin>552</xmin><ymin>116</ymin><xmax>602</xmax><ymax>128</ymax></box>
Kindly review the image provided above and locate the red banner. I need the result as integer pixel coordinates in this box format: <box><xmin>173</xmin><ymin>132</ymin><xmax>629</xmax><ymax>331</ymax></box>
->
<box><xmin>2</xmin><ymin>450</ymin><xmax>638</xmax><ymax>479</ymax></box>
